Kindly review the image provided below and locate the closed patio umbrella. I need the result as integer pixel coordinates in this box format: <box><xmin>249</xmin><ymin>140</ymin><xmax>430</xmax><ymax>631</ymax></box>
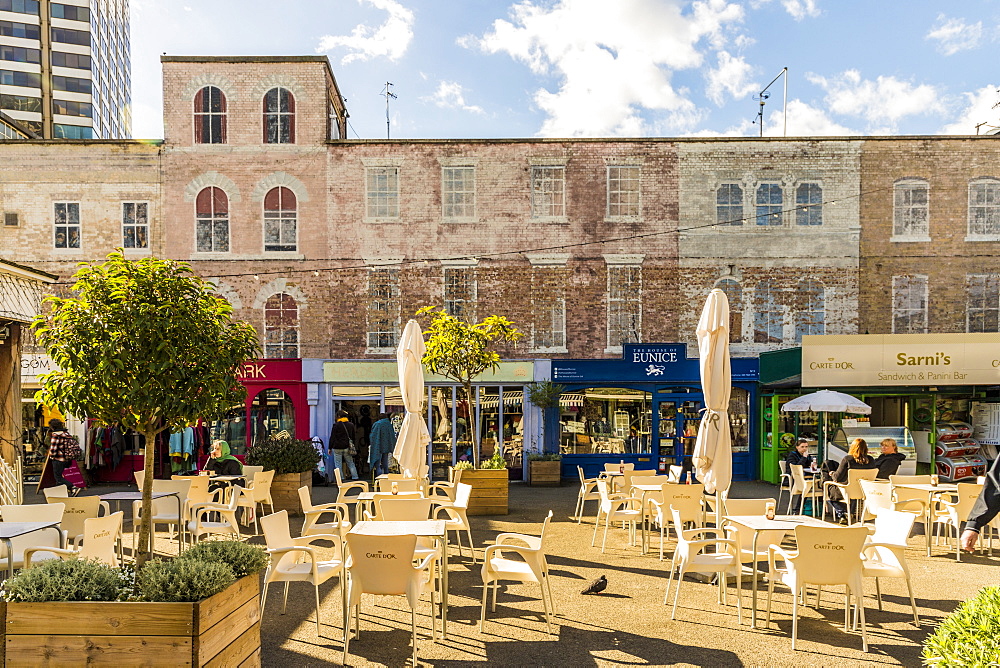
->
<box><xmin>692</xmin><ymin>288</ymin><xmax>732</xmax><ymax>497</ymax></box>
<box><xmin>393</xmin><ymin>319</ymin><xmax>430</xmax><ymax>479</ymax></box>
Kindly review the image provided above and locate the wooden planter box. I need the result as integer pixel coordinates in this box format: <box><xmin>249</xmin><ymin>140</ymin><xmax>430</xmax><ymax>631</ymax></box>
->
<box><xmin>0</xmin><ymin>574</ymin><xmax>261</xmax><ymax>667</ymax></box>
<box><xmin>270</xmin><ymin>471</ymin><xmax>312</xmax><ymax>516</ymax></box>
<box><xmin>528</xmin><ymin>460</ymin><xmax>561</xmax><ymax>487</ymax></box>
<box><xmin>451</xmin><ymin>468</ymin><xmax>508</xmax><ymax>516</ymax></box>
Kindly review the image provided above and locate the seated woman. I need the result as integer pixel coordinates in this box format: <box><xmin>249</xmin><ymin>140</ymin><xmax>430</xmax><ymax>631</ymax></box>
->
<box><xmin>204</xmin><ymin>440</ymin><xmax>243</xmax><ymax>476</ymax></box>
<box><xmin>873</xmin><ymin>437</ymin><xmax>906</xmax><ymax>479</ymax></box>
<box><xmin>826</xmin><ymin>437</ymin><xmax>878</xmax><ymax>523</ymax></box>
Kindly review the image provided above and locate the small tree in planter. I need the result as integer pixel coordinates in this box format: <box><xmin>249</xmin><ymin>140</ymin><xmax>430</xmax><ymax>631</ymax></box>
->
<box><xmin>527</xmin><ymin>453</ymin><xmax>562</xmax><ymax>486</ymax></box>
<box><xmin>527</xmin><ymin>380</ymin><xmax>566</xmax><ymax>454</ymax></box>
<box><xmin>245</xmin><ymin>434</ymin><xmax>320</xmax><ymax>515</ymax></box>
<box><xmin>417</xmin><ymin>307</ymin><xmax>522</xmax><ymax>467</ymax></box>
<box><xmin>32</xmin><ymin>251</ymin><xmax>259</xmax><ymax>566</ymax></box>
<box><xmin>451</xmin><ymin>452</ymin><xmax>510</xmax><ymax>515</ymax></box>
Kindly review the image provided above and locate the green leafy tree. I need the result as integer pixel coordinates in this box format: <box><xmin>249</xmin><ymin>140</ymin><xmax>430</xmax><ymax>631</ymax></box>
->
<box><xmin>32</xmin><ymin>251</ymin><xmax>259</xmax><ymax>566</ymax></box>
<box><xmin>417</xmin><ymin>307</ymin><xmax>522</xmax><ymax>467</ymax></box>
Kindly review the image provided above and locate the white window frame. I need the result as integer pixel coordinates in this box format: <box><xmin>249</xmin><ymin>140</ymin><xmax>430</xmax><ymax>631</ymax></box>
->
<box><xmin>442</xmin><ymin>165</ymin><xmax>476</xmax><ymax>221</ymax></box>
<box><xmin>263</xmin><ymin>292</ymin><xmax>300</xmax><ymax>358</ymax></box>
<box><xmin>53</xmin><ymin>201</ymin><xmax>80</xmax><ymax>249</ymax></box>
<box><xmin>365</xmin><ymin>166</ymin><xmax>400</xmax><ymax>220</ymax></box>
<box><xmin>527</xmin><ymin>254</ymin><xmax>569</xmax><ymax>353</ymax></box>
<box><xmin>753</xmin><ymin>280</ymin><xmax>784</xmax><ymax>344</ymax></box>
<box><xmin>194</xmin><ymin>187</ymin><xmax>230</xmax><ymax>254</ymax></box>
<box><xmin>892</xmin><ymin>275</ymin><xmax>928</xmax><ymax>334</ymax></box>
<box><xmin>967</xmin><ymin>274</ymin><xmax>1000</xmax><ymax>333</ymax></box>
<box><xmin>263</xmin><ymin>187</ymin><xmax>297</xmax><ymax>253</ymax></box>
<box><xmin>755</xmin><ymin>183</ymin><xmax>784</xmax><ymax>226</ymax></box>
<box><xmin>892</xmin><ymin>179</ymin><xmax>930</xmax><ymax>242</ymax></box>
<box><xmin>606</xmin><ymin>164</ymin><xmax>641</xmax><ymax>220</ymax></box>
<box><xmin>443</xmin><ymin>265</ymin><xmax>477</xmax><ymax>321</ymax></box>
<box><xmin>794</xmin><ymin>278</ymin><xmax>825</xmax><ymax>342</ymax></box>
<box><xmin>604</xmin><ymin>255</ymin><xmax>643</xmax><ymax>353</ymax></box>
<box><xmin>966</xmin><ymin>178</ymin><xmax>1000</xmax><ymax>241</ymax></box>
<box><xmin>716</xmin><ymin>182</ymin><xmax>744</xmax><ymax>227</ymax></box>
<box><xmin>121</xmin><ymin>201</ymin><xmax>149</xmax><ymax>251</ymax></box>
<box><xmin>366</xmin><ymin>265</ymin><xmax>401</xmax><ymax>353</ymax></box>
<box><xmin>795</xmin><ymin>182</ymin><xmax>823</xmax><ymax>226</ymax></box>
<box><xmin>530</xmin><ymin>165</ymin><xmax>566</xmax><ymax>220</ymax></box>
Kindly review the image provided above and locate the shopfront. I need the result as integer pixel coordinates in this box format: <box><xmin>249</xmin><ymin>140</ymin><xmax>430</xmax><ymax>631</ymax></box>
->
<box><xmin>551</xmin><ymin>344</ymin><xmax>759</xmax><ymax>480</ymax></box>
<box><xmin>758</xmin><ymin>334</ymin><xmax>1000</xmax><ymax>484</ymax></box>
<box><xmin>317</xmin><ymin>359</ymin><xmax>541</xmax><ymax>481</ymax></box>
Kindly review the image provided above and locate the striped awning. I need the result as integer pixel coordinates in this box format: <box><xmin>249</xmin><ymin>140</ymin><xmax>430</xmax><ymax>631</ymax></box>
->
<box><xmin>479</xmin><ymin>391</ymin><xmax>524</xmax><ymax>409</ymax></box>
<box><xmin>559</xmin><ymin>393</ymin><xmax>584</xmax><ymax>408</ymax></box>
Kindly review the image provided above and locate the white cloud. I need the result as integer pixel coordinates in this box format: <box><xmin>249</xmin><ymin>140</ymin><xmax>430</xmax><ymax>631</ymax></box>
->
<box><xmin>424</xmin><ymin>81</ymin><xmax>485</xmax><ymax>115</ymax></box>
<box><xmin>316</xmin><ymin>0</ymin><xmax>414</xmax><ymax>64</ymax></box>
<box><xmin>938</xmin><ymin>85</ymin><xmax>1000</xmax><ymax>135</ymax></box>
<box><xmin>705</xmin><ymin>50</ymin><xmax>756</xmax><ymax>105</ymax></box>
<box><xmin>748</xmin><ymin>0</ymin><xmax>819</xmax><ymax>20</ymax></box>
<box><xmin>778</xmin><ymin>99</ymin><xmax>856</xmax><ymax>136</ymax></box>
<box><xmin>468</xmin><ymin>0</ymin><xmax>745</xmax><ymax>137</ymax></box>
<box><xmin>926</xmin><ymin>14</ymin><xmax>983</xmax><ymax>56</ymax></box>
<box><xmin>807</xmin><ymin>70</ymin><xmax>944</xmax><ymax>131</ymax></box>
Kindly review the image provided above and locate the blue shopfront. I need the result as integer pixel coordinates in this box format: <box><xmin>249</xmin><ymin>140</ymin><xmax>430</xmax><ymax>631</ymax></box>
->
<box><xmin>551</xmin><ymin>344</ymin><xmax>759</xmax><ymax>480</ymax></box>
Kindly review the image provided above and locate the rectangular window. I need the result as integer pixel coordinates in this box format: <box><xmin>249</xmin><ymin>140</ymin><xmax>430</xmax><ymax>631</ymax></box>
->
<box><xmin>52</xmin><ymin>123</ymin><xmax>92</xmax><ymax>139</ymax></box>
<box><xmin>0</xmin><ymin>0</ymin><xmax>40</xmax><ymax>15</ymax></box>
<box><xmin>755</xmin><ymin>183</ymin><xmax>783</xmax><ymax>226</ymax></box>
<box><xmin>531</xmin><ymin>166</ymin><xmax>565</xmax><ymax>218</ymax></box>
<box><xmin>893</xmin><ymin>181</ymin><xmax>929</xmax><ymax>238</ymax></box>
<box><xmin>0</xmin><ymin>69</ymin><xmax>40</xmax><ymax>88</ymax></box>
<box><xmin>717</xmin><ymin>183</ymin><xmax>743</xmax><ymax>226</ymax></box>
<box><xmin>607</xmin><ymin>165</ymin><xmax>640</xmax><ymax>218</ymax></box>
<box><xmin>122</xmin><ymin>202</ymin><xmax>148</xmax><ymax>249</ymax></box>
<box><xmin>366</xmin><ymin>167</ymin><xmax>399</xmax><ymax>219</ymax></box>
<box><xmin>50</xmin><ymin>2</ymin><xmax>89</xmax><ymax>21</ymax></box>
<box><xmin>969</xmin><ymin>180</ymin><xmax>1000</xmax><ymax>237</ymax></box>
<box><xmin>51</xmin><ymin>26</ymin><xmax>90</xmax><ymax>46</ymax></box>
<box><xmin>50</xmin><ymin>51</ymin><xmax>90</xmax><ymax>70</ymax></box>
<box><xmin>967</xmin><ymin>275</ymin><xmax>1000</xmax><ymax>333</ymax></box>
<box><xmin>443</xmin><ymin>266</ymin><xmax>476</xmax><ymax>321</ymax></box>
<box><xmin>52</xmin><ymin>98</ymin><xmax>92</xmax><ymax>117</ymax></box>
<box><xmin>442</xmin><ymin>166</ymin><xmax>475</xmax><ymax>219</ymax></box>
<box><xmin>607</xmin><ymin>265</ymin><xmax>642</xmax><ymax>348</ymax></box>
<box><xmin>0</xmin><ymin>93</ymin><xmax>41</xmax><ymax>113</ymax></box>
<box><xmin>0</xmin><ymin>45</ymin><xmax>41</xmax><ymax>64</ymax></box>
<box><xmin>531</xmin><ymin>266</ymin><xmax>567</xmax><ymax>350</ymax></box>
<box><xmin>892</xmin><ymin>275</ymin><xmax>928</xmax><ymax>334</ymax></box>
<box><xmin>53</xmin><ymin>202</ymin><xmax>79</xmax><ymax>249</ymax></box>
<box><xmin>795</xmin><ymin>183</ymin><xmax>823</xmax><ymax>226</ymax></box>
<box><xmin>51</xmin><ymin>75</ymin><xmax>92</xmax><ymax>94</ymax></box>
<box><xmin>367</xmin><ymin>267</ymin><xmax>400</xmax><ymax>350</ymax></box>
<box><xmin>0</xmin><ymin>20</ymin><xmax>40</xmax><ymax>39</ymax></box>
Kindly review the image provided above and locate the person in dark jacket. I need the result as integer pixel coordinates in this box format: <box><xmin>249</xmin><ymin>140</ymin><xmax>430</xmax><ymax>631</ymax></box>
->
<box><xmin>826</xmin><ymin>438</ymin><xmax>878</xmax><ymax>522</ymax></box>
<box><xmin>873</xmin><ymin>438</ymin><xmax>907</xmax><ymax>479</ymax></box>
<box><xmin>785</xmin><ymin>438</ymin><xmax>814</xmax><ymax>471</ymax></box>
<box><xmin>962</xmin><ymin>456</ymin><xmax>1000</xmax><ymax>552</ymax></box>
<box><xmin>368</xmin><ymin>413</ymin><xmax>397</xmax><ymax>476</ymax></box>
<box><xmin>203</xmin><ymin>440</ymin><xmax>243</xmax><ymax>476</ymax></box>
<box><xmin>329</xmin><ymin>410</ymin><xmax>359</xmax><ymax>481</ymax></box>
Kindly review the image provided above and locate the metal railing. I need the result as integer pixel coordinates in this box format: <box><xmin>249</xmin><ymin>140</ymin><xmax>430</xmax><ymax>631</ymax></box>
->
<box><xmin>0</xmin><ymin>456</ymin><xmax>23</xmax><ymax>505</ymax></box>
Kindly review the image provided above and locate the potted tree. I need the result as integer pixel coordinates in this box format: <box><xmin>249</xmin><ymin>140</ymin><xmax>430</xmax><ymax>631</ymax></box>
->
<box><xmin>32</xmin><ymin>250</ymin><xmax>259</xmax><ymax>566</ymax></box>
<box><xmin>245</xmin><ymin>434</ymin><xmax>321</xmax><ymax>515</ymax></box>
<box><xmin>527</xmin><ymin>453</ymin><xmax>563</xmax><ymax>487</ymax></box>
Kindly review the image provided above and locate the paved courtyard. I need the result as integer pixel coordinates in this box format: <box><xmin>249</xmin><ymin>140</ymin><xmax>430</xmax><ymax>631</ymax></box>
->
<box><xmin>44</xmin><ymin>479</ymin><xmax>992</xmax><ymax>667</ymax></box>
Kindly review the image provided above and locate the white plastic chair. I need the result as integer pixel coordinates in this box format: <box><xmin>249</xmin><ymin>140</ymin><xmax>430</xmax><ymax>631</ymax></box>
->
<box><xmin>0</xmin><ymin>503</ymin><xmax>67</xmax><ymax>569</ymax></box>
<box><xmin>858</xmin><ymin>479</ymin><xmax>926</xmax><ymax>524</ymax></box>
<box><xmin>933</xmin><ymin>482</ymin><xmax>983</xmax><ymax>561</ymax></box>
<box><xmin>663</xmin><ymin>507</ymin><xmax>742</xmax><ymax>622</ymax></box>
<box><xmin>242</xmin><ymin>465</ymin><xmax>265</xmax><ymax>479</ymax></box>
<box><xmin>481</xmin><ymin>510</ymin><xmax>556</xmax><ymax>634</ymax></box>
<box><xmin>667</xmin><ymin>465</ymin><xmax>684</xmax><ymax>483</ymax></box>
<box><xmin>48</xmin><ymin>495</ymin><xmax>110</xmax><ymax>546</ymax></box>
<box><xmin>133</xmin><ymin>478</ymin><xmax>191</xmax><ymax>551</ymax></box>
<box><xmin>376</xmin><ymin>478</ymin><xmax>421</xmax><ymax>493</ymax></box>
<box><xmin>435</xmin><ymin>482</ymin><xmax>476</xmax><ymax>562</ymax></box>
<box><xmin>174</xmin><ymin>474</ymin><xmax>222</xmax><ymax>521</ymax></box>
<box><xmin>297</xmin><ymin>486</ymin><xmax>352</xmax><ymax>539</ymax></box>
<box><xmin>27</xmin><ymin>511</ymin><xmax>123</xmax><ymax>568</ymax></box>
<box><xmin>646</xmin><ymin>483</ymin><xmax>705</xmax><ymax>560</ymax></box>
<box><xmin>186</xmin><ymin>486</ymin><xmax>243</xmax><ymax>544</ymax></box>
<box><xmin>823</xmin><ymin>468</ymin><xmax>880</xmax><ymax>524</ymax></box>
<box><xmin>787</xmin><ymin>464</ymin><xmax>822</xmax><ymax>516</ymax></box>
<box><xmin>889</xmin><ymin>474</ymin><xmax>932</xmax><ymax>485</ymax></box>
<box><xmin>765</xmin><ymin>525</ymin><xmax>870</xmax><ymax>652</ymax></box>
<box><xmin>592</xmin><ymin>480</ymin><xmax>643</xmax><ymax>553</ymax></box>
<box><xmin>333</xmin><ymin>468</ymin><xmax>370</xmax><ymax>521</ymax></box>
<box><xmin>42</xmin><ymin>485</ymin><xmax>69</xmax><ymax>501</ymax></box>
<box><xmin>777</xmin><ymin>460</ymin><xmax>792</xmax><ymax>510</ymax></box>
<box><xmin>574</xmin><ymin>466</ymin><xmax>601</xmax><ymax>524</ymax></box>
<box><xmin>235</xmin><ymin>470</ymin><xmax>275</xmax><ymax>535</ymax></box>
<box><xmin>361</xmin><ymin>492</ymin><xmax>423</xmax><ymax>521</ymax></box>
<box><xmin>343</xmin><ymin>532</ymin><xmax>440</xmax><ymax>667</ymax></box>
<box><xmin>860</xmin><ymin>509</ymin><xmax>920</xmax><ymax>624</ymax></box>
<box><xmin>261</xmin><ymin>510</ymin><xmax>346</xmax><ymax>637</ymax></box>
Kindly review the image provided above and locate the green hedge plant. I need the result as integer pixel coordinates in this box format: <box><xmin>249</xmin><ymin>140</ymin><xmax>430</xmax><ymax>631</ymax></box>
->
<box><xmin>246</xmin><ymin>434</ymin><xmax>320</xmax><ymax>474</ymax></box>
<box><xmin>3</xmin><ymin>558</ymin><xmax>125</xmax><ymax>602</ymax></box>
<box><xmin>923</xmin><ymin>586</ymin><xmax>1000</xmax><ymax>666</ymax></box>
<box><xmin>137</xmin><ymin>558</ymin><xmax>234</xmax><ymax>602</ymax></box>
<box><xmin>179</xmin><ymin>539</ymin><xmax>269</xmax><ymax>579</ymax></box>
<box><xmin>479</xmin><ymin>452</ymin><xmax>507</xmax><ymax>470</ymax></box>
<box><xmin>528</xmin><ymin>453</ymin><xmax>562</xmax><ymax>461</ymax></box>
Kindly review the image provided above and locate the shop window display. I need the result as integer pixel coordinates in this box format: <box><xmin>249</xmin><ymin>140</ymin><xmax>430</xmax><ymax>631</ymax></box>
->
<box><xmin>249</xmin><ymin>388</ymin><xmax>295</xmax><ymax>450</ymax></box>
<box><xmin>559</xmin><ymin>388</ymin><xmax>652</xmax><ymax>454</ymax></box>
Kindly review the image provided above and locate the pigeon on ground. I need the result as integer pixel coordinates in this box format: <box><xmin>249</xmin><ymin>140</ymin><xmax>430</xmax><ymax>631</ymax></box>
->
<box><xmin>581</xmin><ymin>574</ymin><xmax>608</xmax><ymax>595</ymax></box>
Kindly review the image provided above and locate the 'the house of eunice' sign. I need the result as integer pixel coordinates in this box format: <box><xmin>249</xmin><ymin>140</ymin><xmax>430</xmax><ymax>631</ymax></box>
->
<box><xmin>802</xmin><ymin>333</ymin><xmax>1000</xmax><ymax>387</ymax></box>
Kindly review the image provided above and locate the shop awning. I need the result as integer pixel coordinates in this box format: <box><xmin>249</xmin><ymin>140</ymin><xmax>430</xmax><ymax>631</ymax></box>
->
<box><xmin>480</xmin><ymin>391</ymin><xmax>524</xmax><ymax>409</ymax></box>
<box><xmin>759</xmin><ymin>347</ymin><xmax>802</xmax><ymax>388</ymax></box>
<box><xmin>560</xmin><ymin>393</ymin><xmax>584</xmax><ymax>408</ymax></box>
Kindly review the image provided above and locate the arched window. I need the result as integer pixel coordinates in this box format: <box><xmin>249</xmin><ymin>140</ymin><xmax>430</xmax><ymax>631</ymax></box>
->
<box><xmin>716</xmin><ymin>183</ymin><xmax>743</xmax><ymax>226</ymax></box>
<box><xmin>795</xmin><ymin>279</ymin><xmax>825</xmax><ymax>342</ymax></box>
<box><xmin>716</xmin><ymin>278</ymin><xmax>742</xmax><ymax>342</ymax></box>
<box><xmin>754</xmin><ymin>280</ymin><xmax>782</xmax><ymax>343</ymax></box>
<box><xmin>193</xmin><ymin>86</ymin><xmax>226</xmax><ymax>144</ymax></box>
<box><xmin>264</xmin><ymin>293</ymin><xmax>299</xmax><ymax>358</ymax></box>
<box><xmin>755</xmin><ymin>183</ymin><xmax>783</xmax><ymax>226</ymax></box>
<box><xmin>795</xmin><ymin>183</ymin><xmax>823</xmax><ymax>226</ymax></box>
<box><xmin>195</xmin><ymin>187</ymin><xmax>229</xmax><ymax>252</ymax></box>
<box><xmin>263</xmin><ymin>187</ymin><xmax>297</xmax><ymax>252</ymax></box>
<box><xmin>263</xmin><ymin>87</ymin><xmax>295</xmax><ymax>144</ymax></box>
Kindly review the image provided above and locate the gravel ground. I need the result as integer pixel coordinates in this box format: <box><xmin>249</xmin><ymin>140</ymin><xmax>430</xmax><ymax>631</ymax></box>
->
<box><xmin>43</xmin><ymin>479</ymin><xmax>996</xmax><ymax>667</ymax></box>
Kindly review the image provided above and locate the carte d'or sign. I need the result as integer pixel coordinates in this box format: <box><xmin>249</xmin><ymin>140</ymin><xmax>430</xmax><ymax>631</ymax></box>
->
<box><xmin>802</xmin><ymin>333</ymin><xmax>1000</xmax><ymax>387</ymax></box>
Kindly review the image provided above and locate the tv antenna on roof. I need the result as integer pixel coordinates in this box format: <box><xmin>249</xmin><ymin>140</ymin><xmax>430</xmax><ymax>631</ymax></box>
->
<box><xmin>752</xmin><ymin>67</ymin><xmax>788</xmax><ymax>138</ymax></box>
<box><xmin>381</xmin><ymin>82</ymin><xmax>397</xmax><ymax>139</ymax></box>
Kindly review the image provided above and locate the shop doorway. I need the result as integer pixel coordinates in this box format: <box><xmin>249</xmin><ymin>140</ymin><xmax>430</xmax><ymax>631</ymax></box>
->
<box><xmin>654</xmin><ymin>394</ymin><xmax>703</xmax><ymax>476</ymax></box>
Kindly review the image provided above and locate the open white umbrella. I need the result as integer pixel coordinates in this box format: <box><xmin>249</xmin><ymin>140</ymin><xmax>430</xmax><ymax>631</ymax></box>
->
<box><xmin>781</xmin><ymin>390</ymin><xmax>871</xmax><ymax>463</ymax></box>
<box><xmin>393</xmin><ymin>319</ymin><xmax>430</xmax><ymax>479</ymax></box>
<box><xmin>692</xmin><ymin>288</ymin><xmax>732</xmax><ymax>496</ymax></box>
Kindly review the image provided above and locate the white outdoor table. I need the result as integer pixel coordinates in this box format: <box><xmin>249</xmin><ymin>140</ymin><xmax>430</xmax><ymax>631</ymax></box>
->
<box><xmin>100</xmin><ymin>491</ymin><xmax>181</xmax><ymax>554</ymax></box>
<box><xmin>0</xmin><ymin>521</ymin><xmax>63</xmax><ymax>579</ymax></box>
<box><xmin>892</xmin><ymin>482</ymin><xmax>959</xmax><ymax>556</ymax></box>
<box><xmin>350</xmin><ymin>520</ymin><xmax>450</xmax><ymax>637</ymax></box>
<box><xmin>630</xmin><ymin>482</ymin><xmax>681</xmax><ymax>553</ymax></box>
<box><xmin>723</xmin><ymin>514</ymin><xmax>837</xmax><ymax>628</ymax></box>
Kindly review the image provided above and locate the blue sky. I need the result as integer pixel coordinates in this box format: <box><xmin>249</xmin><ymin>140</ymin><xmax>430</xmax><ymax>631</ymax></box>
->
<box><xmin>130</xmin><ymin>0</ymin><xmax>1000</xmax><ymax>140</ymax></box>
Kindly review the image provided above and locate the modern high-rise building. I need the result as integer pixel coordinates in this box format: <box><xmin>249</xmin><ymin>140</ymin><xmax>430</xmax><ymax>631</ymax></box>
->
<box><xmin>0</xmin><ymin>0</ymin><xmax>130</xmax><ymax>139</ymax></box>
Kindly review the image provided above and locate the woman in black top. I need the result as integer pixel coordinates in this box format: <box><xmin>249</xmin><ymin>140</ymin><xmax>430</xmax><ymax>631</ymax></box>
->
<box><xmin>204</xmin><ymin>440</ymin><xmax>243</xmax><ymax>476</ymax></box>
<box><xmin>826</xmin><ymin>438</ymin><xmax>878</xmax><ymax>522</ymax></box>
<box><xmin>873</xmin><ymin>438</ymin><xmax>906</xmax><ymax>479</ymax></box>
